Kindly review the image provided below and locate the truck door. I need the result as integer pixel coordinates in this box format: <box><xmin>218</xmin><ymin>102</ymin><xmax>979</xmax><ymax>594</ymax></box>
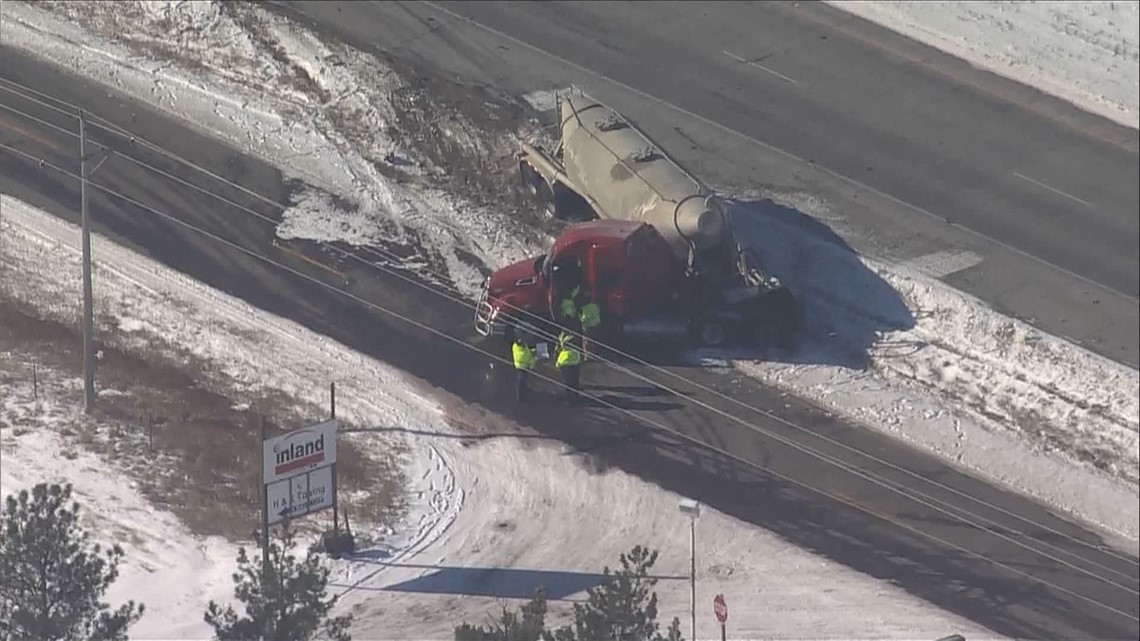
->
<box><xmin>587</xmin><ymin>243</ymin><xmax>627</xmax><ymax>319</ymax></box>
<box><xmin>624</xmin><ymin>226</ymin><xmax>681</xmax><ymax>316</ymax></box>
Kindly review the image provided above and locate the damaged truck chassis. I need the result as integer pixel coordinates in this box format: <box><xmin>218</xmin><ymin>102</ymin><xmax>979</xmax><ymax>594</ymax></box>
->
<box><xmin>475</xmin><ymin>89</ymin><xmax>799</xmax><ymax>352</ymax></box>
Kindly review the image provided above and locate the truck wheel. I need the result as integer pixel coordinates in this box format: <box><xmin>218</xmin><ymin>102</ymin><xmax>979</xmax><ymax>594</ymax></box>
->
<box><xmin>519</xmin><ymin>162</ymin><xmax>542</xmax><ymax>196</ymax></box>
<box><xmin>696</xmin><ymin>318</ymin><xmax>727</xmax><ymax>347</ymax></box>
<box><xmin>538</xmin><ymin>182</ymin><xmax>557</xmax><ymax>217</ymax></box>
<box><xmin>519</xmin><ymin>162</ymin><xmax>559</xmax><ymax>217</ymax></box>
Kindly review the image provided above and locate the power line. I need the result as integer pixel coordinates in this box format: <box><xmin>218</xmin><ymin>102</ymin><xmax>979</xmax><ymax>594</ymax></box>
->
<box><xmin>105</xmin><ymin>143</ymin><xmax>1140</xmax><ymax>583</ymax></box>
<box><xmin>2</xmin><ymin>80</ymin><xmax>1136</xmax><ymax>584</ymax></box>
<box><xmin>13</xmin><ymin>95</ymin><xmax>1136</xmax><ymax>582</ymax></box>
<box><xmin>8</xmin><ymin>85</ymin><xmax>1131</xmax><ymax>576</ymax></box>
<box><xmin>0</xmin><ymin>141</ymin><xmax>1133</xmax><ymax>620</ymax></box>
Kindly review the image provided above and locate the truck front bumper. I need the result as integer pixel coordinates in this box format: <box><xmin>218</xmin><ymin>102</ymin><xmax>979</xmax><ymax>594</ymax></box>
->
<box><xmin>474</xmin><ymin>281</ymin><xmax>507</xmax><ymax>337</ymax></box>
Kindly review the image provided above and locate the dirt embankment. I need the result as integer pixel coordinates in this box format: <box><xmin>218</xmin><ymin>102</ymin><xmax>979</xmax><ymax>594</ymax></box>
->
<box><xmin>0</xmin><ymin>298</ymin><xmax>400</xmax><ymax>541</ymax></box>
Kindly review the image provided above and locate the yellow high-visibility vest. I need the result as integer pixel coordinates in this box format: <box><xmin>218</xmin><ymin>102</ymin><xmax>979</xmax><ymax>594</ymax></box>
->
<box><xmin>560</xmin><ymin>286</ymin><xmax>581</xmax><ymax>320</ymax></box>
<box><xmin>556</xmin><ymin>334</ymin><xmax>581</xmax><ymax>368</ymax></box>
<box><xmin>512</xmin><ymin>341</ymin><xmax>536</xmax><ymax>370</ymax></box>
<box><xmin>580</xmin><ymin>302</ymin><xmax>601</xmax><ymax>329</ymax></box>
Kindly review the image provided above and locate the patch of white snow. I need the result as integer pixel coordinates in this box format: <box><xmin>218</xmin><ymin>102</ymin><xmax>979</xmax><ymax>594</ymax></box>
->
<box><xmin>0</xmin><ymin>0</ymin><xmax>542</xmax><ymax>298</ymax></box>
<box><xmin>710</xmin><ymin>188</ymin><xmax>1139</xmax><ymax>542</ymax></box>
<box><xmin>828</xmin><ymin>0</ymin><xmax>1140</xmax><ymax>129</ymax></box>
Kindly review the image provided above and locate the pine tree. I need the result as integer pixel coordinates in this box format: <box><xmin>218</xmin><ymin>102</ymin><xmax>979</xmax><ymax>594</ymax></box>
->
<box><xmin>454</xmin><ymin>589</ymin><xmax>548</xmax><ymax>641</ymax></box>
<box><xmin>0</xmin><ymin>482</ymin><xmax>144</xmax><ymax>641</ymax></box>
<box><xmin>204</xmin><ymin>522</ymin><xmax>352</xmax><ymax>641</ymax></box>
<box><xmin>544</xmin><ymin>546</ymin><xmax>683</xmax><ymax>641</ymax></box>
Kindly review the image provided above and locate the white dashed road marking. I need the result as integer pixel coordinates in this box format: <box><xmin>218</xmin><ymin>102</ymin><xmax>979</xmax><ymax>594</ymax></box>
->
<box><xmin>421</xmin><ymin>0</ymin><xmax>1135</xmax><ymax>303</ymax></box>
<box><xmin>1014</xmin><ymin>172</ymin><xmax>1092</xmax><ymax>207</ymax></box>
<box><xmin>899</xmin><ymin>249</ymin><xmax>985</xmax><ymax>279</ymax></box>
<box><xmin>722</xmin><ymin>49</ymin><xmax>800</xmax><ymax>85</ymax></box>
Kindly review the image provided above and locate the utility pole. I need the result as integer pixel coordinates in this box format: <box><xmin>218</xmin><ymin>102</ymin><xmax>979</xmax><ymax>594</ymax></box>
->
<box><xmin>330</xmin><ymin>382</ymin><xmax>338</xmax><ymax>536</ymax></box>
<box><xmin>79</xmin><ymin>109</ymin><xmax>95</xmax><ymax>413</ymax></box>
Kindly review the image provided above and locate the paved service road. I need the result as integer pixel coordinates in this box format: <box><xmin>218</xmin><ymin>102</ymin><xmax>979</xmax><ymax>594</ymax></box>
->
<box><xmin>274</xmin><ymin>0</ymin><xmax>1140</xmax><ymax>368</ymax></box>
<box><xmin>2</xmin><ymin>47</ymin><xmax>1138</xmax><ymax>639</ymax></box>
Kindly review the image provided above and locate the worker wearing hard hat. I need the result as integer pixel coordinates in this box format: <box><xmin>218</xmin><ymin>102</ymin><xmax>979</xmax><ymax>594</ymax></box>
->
<box><xmin>555</xmin><ymin>331</ymin><xmax>582</xmax><ymax>405</ymax></box>
<box><xmin>511</xmin><ymin>335</ymin><xmax>537</xmax><ymax>403</ymax></box>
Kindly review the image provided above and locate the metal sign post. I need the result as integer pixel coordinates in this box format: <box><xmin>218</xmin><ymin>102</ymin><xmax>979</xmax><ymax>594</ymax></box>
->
<box><xmin>713</xmin><ymin>593</ymin><xmax>728</xmax><ymax>641</ymax></box>
<box><xmin>330</xmin><ymin>382</ymin><xmax>338</xmax><ymax>536</ymax></box>
<box><xmin>260</xmin><ymin>420</ymin><xmax>270</xmax><ymax>576</ymax></box>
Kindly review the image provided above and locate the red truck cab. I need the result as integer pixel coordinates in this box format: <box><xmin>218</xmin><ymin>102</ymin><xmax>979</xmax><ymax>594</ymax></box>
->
<box><xmin>475</xmin><ymin>220</ymin><xmax>685</xmax><ymax>340</ymax></box>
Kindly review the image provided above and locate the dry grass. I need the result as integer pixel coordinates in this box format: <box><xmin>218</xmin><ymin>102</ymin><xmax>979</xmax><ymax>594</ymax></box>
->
<box><xmin>0</xmin><ymin>298</ymin><xmax>402</xmax><ymax>541</ymax></box>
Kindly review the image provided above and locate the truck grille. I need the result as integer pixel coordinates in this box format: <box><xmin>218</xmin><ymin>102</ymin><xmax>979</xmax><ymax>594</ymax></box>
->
<box><xmin>474</xmin><ymin>279</ymin><xmax>502</xmax><ymax>337</ymax></box>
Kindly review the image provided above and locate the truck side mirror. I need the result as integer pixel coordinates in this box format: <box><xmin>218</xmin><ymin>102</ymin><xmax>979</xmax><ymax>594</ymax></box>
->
<box><xmin>533</xmin><ymin>254</ymin><xmax>546</xmax><ymax>275</ymax></box>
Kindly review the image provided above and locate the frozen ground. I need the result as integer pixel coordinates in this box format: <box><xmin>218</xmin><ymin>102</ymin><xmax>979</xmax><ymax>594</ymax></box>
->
<box><xmin>2</xmin><ymin>0</ymin><xmax>1136</xmax><ymax>543</ymax></box>
<box><xmin>828</xmin><ymin>1</ymin><xmax>1140</xmax><ymax>129</ymax></box>
<box><xmin>710</xmin><ymin>188</ymin><xmax>1139</xmax><ymax>543</ymax></box>
<box><xmin>0</xmin><ymin>194</ymin><xmax>1000</xmax><ymax>639</ymax></box>
<box><xmin>1</xmin><ymin>0</ymin><xmax>542</xmax><ymax>299</ymax></box>
<box><xmin>0</xmin><ymin>420</ymin><xmax>241</xmax><ymax>640</ymax></box>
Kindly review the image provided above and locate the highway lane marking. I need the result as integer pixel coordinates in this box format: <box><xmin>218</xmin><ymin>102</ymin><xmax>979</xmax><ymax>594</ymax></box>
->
<box><xmin>899</xmin><ymin>249</ymin><xmax>984</xmax><ymax>279</ymax></box>
<box><xmin>0</xmin><ymin>108</ymin><xmax>64</xmax><ymax>151</ymax></box>
<box><xmin>722</xmin><ymin>50</ymin><xmax>800</xmax><ymax>85</ymax></box>
<box><xmin>272</xmin><ymin>239</ymin><xmax>347</xmax><ymax>280</ymax></box>
<box><xmin>420</xmin><ymin>0</ymin><xmax>1139</xmax><ymax>305</ymax></box>
<box><xmin>1013</xmin><ymin>172</ymin><xmax>1093</xmax><ymax>208</ymax></box>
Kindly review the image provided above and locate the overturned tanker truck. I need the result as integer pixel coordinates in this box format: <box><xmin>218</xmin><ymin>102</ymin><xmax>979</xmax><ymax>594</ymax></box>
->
<box><xmin>474</xmin><ymin>89</ymin><xmax>799</xmax><ymax>349</ymax></box>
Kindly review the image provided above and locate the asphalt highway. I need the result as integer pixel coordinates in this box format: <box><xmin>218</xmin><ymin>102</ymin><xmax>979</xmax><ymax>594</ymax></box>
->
<box><xmin>273</xmin><ymin>0</ymin><xmax>1140</xmax><ymax>370</ymax></box>
<box><xmin>2</xmin><ymin>46</ymin><xmax>1138</xmax><ymax>639</ymax></box>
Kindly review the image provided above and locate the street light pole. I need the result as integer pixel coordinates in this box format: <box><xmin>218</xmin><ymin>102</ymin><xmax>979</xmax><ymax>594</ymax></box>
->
<box><xmin>679</xmin><ymin>499</ymin><xmax>701</xmax><ymax>641</ymax></box>
<box><xmin>79</xmin><ymin>109</ymin><xmax>95</xmax><ymax>413</ymax></box>
<box><xmin>689</xmin><ymin>515</ymin><xmax>696</xmax><ymax>640</ymax></box>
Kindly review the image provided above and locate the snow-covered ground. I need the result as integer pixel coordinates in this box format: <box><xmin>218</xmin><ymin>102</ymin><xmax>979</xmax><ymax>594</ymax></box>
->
<box><xmin>0</xmin><ymin>194</ymin><xmax>1000</xmax><ymax>639</ymax></box>
<box><xmin>828</xmin><ymin>1</ymin><xmax>1140</xmax><ymax>129</ymax></box>
<box><xmin>1</xmin><ymin>0</ymin><xmax>538</xmax><ymax>299</ymax></box>
<box><xmin>715</xmin><ymin>189</ymin><xmax>1139</xmax><ymax>542</ymax></box>
<box><xmin>2</xmin><ymin>0</ymin><xmax>1136</xmax><ymax>542</ymax></box>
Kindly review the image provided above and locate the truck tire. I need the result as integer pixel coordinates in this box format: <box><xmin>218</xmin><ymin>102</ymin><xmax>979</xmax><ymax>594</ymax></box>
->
<box><xmin>519</xmin><ymin>162</ymin><xmax>558</xmax><ymax>217</ymax></box>
<box><xmin>538</xmin><ymin>182</ymin><xmax>557</xmax><ymax>217</ymax></box>
<box><xmin>519</xmin><ymin>162</ymin><xmax>542</xmax><ymax>196</ymax></box>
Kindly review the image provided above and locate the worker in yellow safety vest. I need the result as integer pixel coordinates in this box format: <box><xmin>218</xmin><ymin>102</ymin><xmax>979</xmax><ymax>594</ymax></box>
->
<box><xmin>578</xmin><ymin>298</ymin><xmax>601</xmax><ymax>361</ymax></box>
<box><xmin>556</xmin><ymin>280</ymin><xmax>600</xmax><ymax>359</ymax></box>
<box><xmin>555</xmin><ymin>331</ymin><xmax>582</xmax><ymax>405</ymax></box>
<box><xmin>511</xmin><ymin>335</ymin><xmax>537</xmax><ymax>403</ymax></box>
<box><xmin>559</xmin><ymin>285</ymin><xmax>582</xmax><ymax>325</ymax></box>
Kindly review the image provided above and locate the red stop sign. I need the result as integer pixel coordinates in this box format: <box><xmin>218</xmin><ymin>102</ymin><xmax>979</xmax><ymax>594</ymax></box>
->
<box><xmin>713</xmin><ymin>593</ymin><xmax>728</xmax><ymax>623</ymax></box>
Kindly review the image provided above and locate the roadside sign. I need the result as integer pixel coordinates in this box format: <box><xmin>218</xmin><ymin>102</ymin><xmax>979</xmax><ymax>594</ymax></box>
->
<box><xmin>258</xmin><ymin>416</ymin><xmax>342</xmax><ymax>563</ymax></box>
<box><xmin>266</xmin><ymin>464</ymin><xmax>334</xmax><ymax>524</ymax></box>
<box><xmin>263</xmin><ymin>420</ymin><xmax>337</xmax><ymax>484</ymax></box>
<box><xmin>713</xmin><ymin>593</ymin><xmax>728</xmax><ymax>623</ymax></box>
